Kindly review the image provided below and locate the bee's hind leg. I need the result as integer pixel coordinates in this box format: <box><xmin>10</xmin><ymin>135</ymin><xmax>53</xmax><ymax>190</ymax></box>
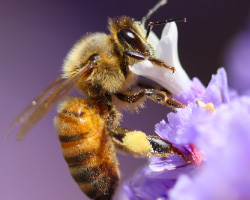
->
<box><xmin>107</xmin><ymin>100</ymin><xmax>188</xmax><ymax>161</ymax></box>
<box><xmin>107</xmin><ymin>107</ymin><xmax>153</xmax><ymax>156</ymax></box>
<box><xmin>109</xmin><ymin>125</ymin><xmax>190</xmax><ymax>162</ymax></box>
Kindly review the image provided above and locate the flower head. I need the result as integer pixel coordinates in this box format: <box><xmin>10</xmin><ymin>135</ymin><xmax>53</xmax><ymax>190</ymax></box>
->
<box><xmin>123</xmin><ymin>19</ymin><xmax>250</xmax><ymax>200</ymax></box>
<box><xmin>170</xmin><ymin>96</ymin><xmax>250</xmax><ymax>200</ymax></box>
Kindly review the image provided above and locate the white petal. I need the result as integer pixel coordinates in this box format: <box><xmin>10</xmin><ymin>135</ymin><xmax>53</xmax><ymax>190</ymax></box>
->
<box><xmin>157</xmin><ymin>21</ymin><xmax>179</xmax><ymax>67</ymax></box>
<box><xmin>129</xmin><ymin>60</ymin><xmax>175</xmax><ymax>89</ymax></box>
<box><xmin>130</xmin><ymin>22</ymin><xmax>191</xmax><ymax>95</ymax></box>
<box><xmin>147</xmin><ymin>30</ymin><xmax>160</xmax><ymax>49</ymax></box>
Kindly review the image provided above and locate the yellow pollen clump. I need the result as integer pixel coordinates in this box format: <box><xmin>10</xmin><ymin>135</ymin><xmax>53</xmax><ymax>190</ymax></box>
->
<box><xmin>122</xmin><ymin>131</ymin><xmax>151</xmax><ymax>155</ymax></box>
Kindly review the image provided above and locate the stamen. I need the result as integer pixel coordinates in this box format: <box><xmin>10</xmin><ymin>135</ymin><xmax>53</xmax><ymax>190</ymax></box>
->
<box><xmin>197</xmin><ymin>101</ymin><xmax>215</xmax><ymax>113</ymax></box>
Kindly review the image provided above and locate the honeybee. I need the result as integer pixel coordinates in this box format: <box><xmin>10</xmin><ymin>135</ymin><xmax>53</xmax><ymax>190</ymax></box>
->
<box><xmin>9</xmin><ymin>0</ymin><xmax>189</xmax><ymax>199</ymax></box>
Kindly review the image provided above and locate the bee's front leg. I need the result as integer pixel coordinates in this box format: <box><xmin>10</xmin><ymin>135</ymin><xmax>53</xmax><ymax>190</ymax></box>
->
<box><xmin>124</xmin><ymin>51</ymin><xmax>175</xmax><ymax>73</ymax></box>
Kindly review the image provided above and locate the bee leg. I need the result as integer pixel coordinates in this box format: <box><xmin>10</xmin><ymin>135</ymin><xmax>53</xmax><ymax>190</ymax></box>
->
<box><xmin>116</xmin><ymin>89</ymin><xmax>185</xmax><ymax>110</ymax></box>
<box><xmin>107</xmin><ymin>107</ymin><xmax>150</xmax><ymax>155</ymax></box>
<box><xmin>109</xmin><ymin>126</ymin><xmax>190</xmax><ymax>162</ymax></box>
<box><xmin>145</xmin><ymin>18</ymin><xmax>186</xmax><ymax>38</ymax></box>
<box><xmin>124</xmin><ymin>50</ymin><xmax>175</xmax><ymax>72</ymax></box>
<box><xmin>109</xmin><ymin>126</ymin><xmax>134</xmax><ymax>153</ymax></box>
<box><xmin>147</xmin><ymin>135</ymin><xmax>191</xmax><ymax>163</ymax></box>
<box><xmin>136</xmin><ymin>81</ymin><xmax>171</xmax><ymax>95</ymax></box>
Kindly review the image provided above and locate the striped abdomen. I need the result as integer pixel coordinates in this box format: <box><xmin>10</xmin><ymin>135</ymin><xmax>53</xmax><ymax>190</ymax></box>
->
<box><xmin>54</xmin><ymin>97</ymin><xmax>120</xmax><ymax>200</ymax></box>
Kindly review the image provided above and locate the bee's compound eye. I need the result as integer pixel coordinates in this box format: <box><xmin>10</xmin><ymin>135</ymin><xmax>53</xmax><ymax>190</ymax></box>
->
<box><xmin>118</xmin><ymin>29</ymin><xmax>136</xmax><ymax>41</ymax></box>
<box><xmin>117</xmin><ymin>29</ymin><xmax>145</xmax><ymax>52</ymax></box>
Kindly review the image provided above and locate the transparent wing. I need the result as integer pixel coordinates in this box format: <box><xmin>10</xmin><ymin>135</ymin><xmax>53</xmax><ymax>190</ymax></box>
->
<box><xmin>8</xmin><ymin>64</ymin><xmax>94</xmax><ymax>140</ymax></box>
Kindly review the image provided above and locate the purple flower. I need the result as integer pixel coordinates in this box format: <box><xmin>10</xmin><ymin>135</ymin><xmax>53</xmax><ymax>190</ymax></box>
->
<box><xmin>125</xmin><ymin>67</ymin><xmax>250</xmax><ymax>199</ymax></box>
<box><xmin>122</xmin><ymin>164</ymin><xmax>196</xmax><ymax>200</ymax></box>
<box><xmin>122</xmin><ymin>17</ymin><xmax>250</xmax><ymax>199</ymax></box>
<box><xmin>169</xmin><ymin>96</ymin><xmax>250</xmax><ymax>200</ymax></box>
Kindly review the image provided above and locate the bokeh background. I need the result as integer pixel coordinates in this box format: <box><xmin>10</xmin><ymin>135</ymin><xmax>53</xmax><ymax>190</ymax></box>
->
<box><xmin>1</xmin><ymin>0</ymin><xmax>250</xmax><ymax>199</ymax></box>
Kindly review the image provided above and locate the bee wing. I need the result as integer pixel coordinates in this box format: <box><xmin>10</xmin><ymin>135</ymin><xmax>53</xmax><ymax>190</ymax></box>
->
<box><xmin>8</xmin><ymin>64</ymin><xmax>94</xmax><ymax>141</ymax></box>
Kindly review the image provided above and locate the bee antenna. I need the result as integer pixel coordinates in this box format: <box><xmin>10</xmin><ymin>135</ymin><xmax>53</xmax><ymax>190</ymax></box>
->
<box><xmin>145</xmin><ymin>18</ymin><xmax>186</xmax><ymax>39</ymax></box>
<box><xmin>141</xmin><ymin>0</ymin><xmax>168</xmax><ymax>26</ymax></box>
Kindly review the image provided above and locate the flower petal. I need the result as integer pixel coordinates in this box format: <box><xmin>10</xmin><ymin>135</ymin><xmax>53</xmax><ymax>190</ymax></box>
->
<box><xmin>156</xmin><ymin>21</ymin><xmax>180</xmax><ymax>68</ymax></box>
<box><xmin>169</xmin><ymin>96</ymin><xmax>250</xmax><ymax>200</ymax></box>
<box><xmin>123</xmin><ymin>164</ymin><xmax>195</xmax><ymax>200</ymax></box>
<box><xmin>149</xmin><ymin>155</ymin><xmax>189</xmax><ymax>171</ymax></box>
<box><xmin>202</xmin><ymin>68</ymin><xmax>230</xmax><ymax>106</ymax></box>
<box><xmin>147</xmin><ymin>29</ymin><xmax>160</xmax><ymax>49</ymax></box>
<box><xmin>130</xmin><ymin>22</ymin><xmax>191</xmax><ymax>95</ymax></box>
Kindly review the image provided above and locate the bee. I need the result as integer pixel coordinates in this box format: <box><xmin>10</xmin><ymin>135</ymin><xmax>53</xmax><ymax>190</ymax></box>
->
<box><xmin>8</xmin><ymin>0</ymin><xmax>189</xmax><ymax>199</ymax></box>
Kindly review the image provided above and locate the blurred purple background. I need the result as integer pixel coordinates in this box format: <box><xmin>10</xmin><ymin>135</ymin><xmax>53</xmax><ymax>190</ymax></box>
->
<box><xmin>1</xmin><ymin>1</ymin><xmax>250</xmax><ymax>199</ymax></box>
